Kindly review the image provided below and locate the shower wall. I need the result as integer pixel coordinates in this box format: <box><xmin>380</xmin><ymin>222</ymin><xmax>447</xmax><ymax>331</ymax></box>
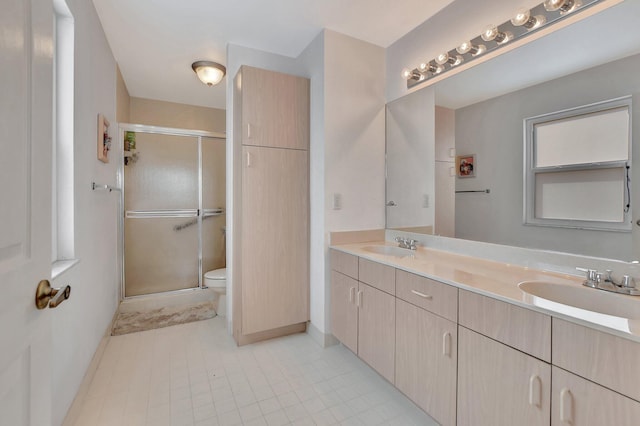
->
<box><xmin>124</xmin><ymin>132</ymin><xmax>225</xmax><ymax>297</ymax></box>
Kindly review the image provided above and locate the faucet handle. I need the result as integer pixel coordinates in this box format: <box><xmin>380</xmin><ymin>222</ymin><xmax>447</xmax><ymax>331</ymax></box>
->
<box><xmin>622</xmin><ymin>275</ymin><xmax>636</xmax><ymax>289</ymax></box>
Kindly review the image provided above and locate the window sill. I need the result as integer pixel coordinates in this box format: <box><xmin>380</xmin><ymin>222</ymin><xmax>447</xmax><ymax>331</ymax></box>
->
<box><xmin>52</xmin><ymin>259</ymin><xmax>80</xmax><ymax>280</ymax></box>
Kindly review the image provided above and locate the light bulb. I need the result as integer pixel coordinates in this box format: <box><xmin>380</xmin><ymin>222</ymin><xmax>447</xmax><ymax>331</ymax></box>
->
<box><xmin>433</xmin><ymin>64</ymin><xmax>445</xmax><ymax>74</ymax></box>
<box><xmin>418</xmin><ymin>62</ymin><xmax>429</xmax><ymax>72</ymax></box>
<box><xmin>401</xmin><ymin>68</ymin><xmax>412</xmax><ymax>79</ymax></box>
<box><xmin>450</xmin><ymin>55</ymin><xmax>464</xmax><ymax>66</ymax></box>
<box><xmin>456</xmin><ymin>42</ymin><xmax>486</xmax><ymax>56</ymax></box>
<box><xmin>511</xmin><ymin>8</ymin><xmax>531</xmax><ymax>26</ymax></box>
<box><xmin>435</xmin><ymin>53</ymin><xmax>450</xmax><ymax>65</ymax></box>
<box><xmin>544</xmin><ymin>0</ymin><xmax>578</xmax><ymax>13</ymax></box>
<box><xmin>481</xmin><ymin>24</ymin><xmax>499</xmax><ymax>42</ymax></box>
<box><xmin>481</xmin><ymin>24</ymin><xmax>512</xmax><ymax>44</ymax></box>
<box><xmin>456</xmin><ymin>42</ymin><xmax>472</xmax><ymax>54</ymax></box>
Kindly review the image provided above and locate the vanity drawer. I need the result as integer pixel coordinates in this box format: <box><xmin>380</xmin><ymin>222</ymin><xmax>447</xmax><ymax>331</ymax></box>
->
<box><xmin>396</xmin><ymin>270</ymin><xmax>457</xmax><ymax>322</ymax></box>
<box><xmin>553</xmin><ymin>318</ymin><xmax>640</xmax><ymax>402</ymax></box>
<box><xmin>358</xmin><ymin>258</ymin><xmax>395</xmax><ymax>295</ymax></box>
<box><xmin>459</xmin><ymin>290</ymin><xmax>551</xmax><ymax>362</ymax></box>
<box><xmin>330</xmin><ymin>249</ymin><xmax>358</xmax><ymax>280</ymax></box>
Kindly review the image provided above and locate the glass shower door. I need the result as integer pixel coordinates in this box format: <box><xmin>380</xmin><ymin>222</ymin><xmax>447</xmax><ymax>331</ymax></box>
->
<box><xmin>124</xmin><ymin>133</ymin><xmax>199</xmax><ymax>297</ymax></box>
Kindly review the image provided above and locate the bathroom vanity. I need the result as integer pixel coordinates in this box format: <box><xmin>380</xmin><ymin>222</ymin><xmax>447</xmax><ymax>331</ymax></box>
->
<box><xmin>330</xmin><ymin>243</ymin><xmax>640</xmax><ymax>426</ymax></box>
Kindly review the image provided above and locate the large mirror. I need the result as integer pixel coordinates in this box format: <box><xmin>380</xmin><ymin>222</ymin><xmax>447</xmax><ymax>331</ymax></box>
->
<box><xmin>386</xmin><ymin>0</ymin><xmax>640</xmax><ymax>261</ymax></box>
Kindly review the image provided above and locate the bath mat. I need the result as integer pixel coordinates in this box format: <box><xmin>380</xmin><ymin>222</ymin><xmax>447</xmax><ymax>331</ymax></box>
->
<box><xmin>111</xmin><ymin>301</ymin><xmax>216</xmax><ymax>335</ymax></box>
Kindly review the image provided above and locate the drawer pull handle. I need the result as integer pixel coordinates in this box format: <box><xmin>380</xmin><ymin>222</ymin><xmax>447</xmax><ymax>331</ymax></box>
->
<box><xmin>529</xmin><ymin>375</ymin><xmax>541</xmax><ymax>408</ymax></box>
<box><xmin>247</xmin><ymin>123</ymin><xmax>251</xmax><ymax>138</ymax></box>
<box><xmin>411</xmin><ymin>290</ymin><xmax>432</xmax><ymax>299</ymax></box>
<box><xmin>560</xmin><ymin>388</ymin><xmax>573</xmax><ymax>423</ymax></box>
<box><xmin>349</xmin><ymin>287</ymin><xmax>355</xmax><ymax>304</ymax></box>
<box><xmin>442</xmin><ymin>332</ymin><xmax>452</xmax><ymax>357</ymax></box>
<box><xmin>246</xmin><ymin>151</ymin><xmax>252</xmax><ymax>167</ymax></box>
<box><xmin>357</xmin><ymin>290</ymin><xmax>363</xmax><ymax>308</ymax></box>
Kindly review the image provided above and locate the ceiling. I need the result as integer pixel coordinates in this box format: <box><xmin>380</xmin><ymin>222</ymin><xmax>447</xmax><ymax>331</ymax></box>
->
<box><xmin>93</xmin><ymin>0</ymin><xmax>456</xmax><ymax>110</ymax></box>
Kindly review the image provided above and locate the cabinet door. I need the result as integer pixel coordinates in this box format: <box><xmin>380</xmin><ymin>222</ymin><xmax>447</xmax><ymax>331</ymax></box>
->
<box><xmin>241</xmin><ymin>146</ymin><xmax>309</xmax><ymax>334</ymax></box>
<box><xmin>241</xmin><ymin>66</ymin><xmax>309</xmax><ymax>150</ymax></box>
<box><xmin>458</xmin><ymin>327</ymin><xmax>551</xmax><ymax>426</ymax></box>
<box><xmin>357</xmin><ymin>282</ymin><xmax>395</xmax><ymax>383</ymax></box>
<box><xmin>552</xmin><ymin>366</ymin><xmax>640</xmax><ymax>426</ymax></box>
<box><xmin>396</xmin><ymin>299</ymin><xmax>457</xmax><ymax>426</ymax></box>
<box><xmin>330</xmin><ymin>271</ymin><xmax>358</xmax><ymax>353</ymax></box>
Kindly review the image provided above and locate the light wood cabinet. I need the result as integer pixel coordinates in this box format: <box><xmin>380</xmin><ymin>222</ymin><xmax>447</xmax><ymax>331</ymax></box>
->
<box><xmin>357</xmin><ymin>282</ymin><xmax>396</xmax><ymax>383</ymax></box>
<box><xmin>396</xmin><ymin>269</ymin><xmax>457</xmax><ymax>321</ymax></box>
<box><xmin>241</xmin><ymin>65</ymin><xmax>309</xmax><ymax>150</ymax></box>
<box><xmin>457</xmin><ymin>327</ymin><xmax>551</xmax><ymax>426</ymax></box>
<box><xmin>459</xmin><ymin>289</ymin><xmax>551</xmax><ymax>362</ymax></box>
<box><xmin>552</xmin><ymin>318</ymin><xmax>640</xmax><ymax>402</ymax></box>
<box><xmin>552</xmin><ymin>366</ymin><xmax>640</xmax><ymax>426</ymax></box>
<box><xmin>330</xmin><ymin>249</ymin><xmax>358</xmax><ymax>280</ymax></box>
<box><xmin>396</xmin><ymin>299</ymin><xmax>457</xmax><ymax>426</ymax></box>
<box><xmin>330</xmin><ymin>271</ymin><xmax>358</xmax><ymax>353</ymax></box>
<box><xmin>358</xmin><ymin>257</ymin><xmax>395</xmax><ymax>295</ymax></box>
<box><xmin>233</xmin><ymin>66</ymin><xmax>309</xmax><ymax>344</ymax></box>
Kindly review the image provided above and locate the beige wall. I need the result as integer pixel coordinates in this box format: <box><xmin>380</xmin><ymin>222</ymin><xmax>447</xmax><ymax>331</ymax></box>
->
<box><xmin>116</xmin><ymin>65</ymin><xmax>130</xmax><ymax>123</ymax></box>
<box><xmin>130</xmin><ymin>97</ymin><xmax>225</xmax><ymax>132</ymax></box>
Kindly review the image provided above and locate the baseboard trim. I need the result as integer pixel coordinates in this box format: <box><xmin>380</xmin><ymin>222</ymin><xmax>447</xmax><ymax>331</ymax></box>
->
<box><xmin>307</xmin><ymin>322</ymin><xmax>339</xmax><ymax>348</ymax></box>
<box><xmin>236</xmin><ymin>322</ymin><xmax>307</xmax><ymax>346</ymax></box>
<box><xmin>61</xmin><ymin>317</ymin><xmax>114</xmax><ymax>425</ymax></box>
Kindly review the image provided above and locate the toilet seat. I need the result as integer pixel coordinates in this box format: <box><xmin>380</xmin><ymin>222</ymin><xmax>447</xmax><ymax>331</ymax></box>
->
<box><xmin>204</xmin><ymin>268</ymin><xmax>226</xmax><ymax>281</ymax></box>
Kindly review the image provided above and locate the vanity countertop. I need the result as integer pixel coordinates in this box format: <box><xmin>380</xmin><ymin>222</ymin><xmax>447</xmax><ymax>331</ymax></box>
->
<box><xmin>331</xmin><ymin>241</ymin><xmax>640</xmax><ymax>343</ymax></box>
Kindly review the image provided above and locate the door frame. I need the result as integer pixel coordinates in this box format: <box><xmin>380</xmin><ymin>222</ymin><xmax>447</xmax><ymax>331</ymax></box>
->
<box><xmin>117</xmin><ymin>123</ymin><xmax>225</xmax><ymax>300</ymax></box>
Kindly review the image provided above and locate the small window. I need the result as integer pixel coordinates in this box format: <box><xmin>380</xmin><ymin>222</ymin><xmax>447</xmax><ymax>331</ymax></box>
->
<box><xmin>52</xmin><ymin>0</ymin><xmax>75</xmax><ymax>274</ymax></box>
<box><xmin>524</xmin><ymin>97</ymin><xmax>632</xmax><ymax>232</ymax></box>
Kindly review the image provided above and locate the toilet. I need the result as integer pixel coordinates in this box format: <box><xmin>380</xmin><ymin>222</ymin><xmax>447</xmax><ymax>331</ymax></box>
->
<box><xmin>204</xmin><ymin>268</ymin><xmax>227</xmax><ymax>317</ymax></box>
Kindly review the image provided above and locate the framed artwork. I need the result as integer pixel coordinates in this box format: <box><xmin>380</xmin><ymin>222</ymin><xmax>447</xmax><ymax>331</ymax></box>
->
<box><xmin>456</xmin><ymin>154</ymin><xmax>476</xmax><ymax>178</ymax></box>
<box><xmin>97</xmin><ymin>113</ymin><xmax>111</xmax><ymax>163</ymax></box>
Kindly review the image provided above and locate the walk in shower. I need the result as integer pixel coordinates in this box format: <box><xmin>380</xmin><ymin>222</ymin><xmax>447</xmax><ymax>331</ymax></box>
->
<box><xmin>120</xmin><ymin>125</ymin><xmax>225</xmax><ymax>298</ymax></box>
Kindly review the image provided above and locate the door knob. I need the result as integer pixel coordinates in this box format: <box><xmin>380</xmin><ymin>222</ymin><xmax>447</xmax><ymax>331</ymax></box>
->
<box><xmin>35</xmin><ymin>280</ymin><xmax>71</xmax><ymax>309</ymax></box>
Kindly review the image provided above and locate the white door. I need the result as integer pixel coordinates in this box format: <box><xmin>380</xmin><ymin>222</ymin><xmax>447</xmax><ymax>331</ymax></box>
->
<box><xmin>0</xmin><ymin>0</ymin><xmax>54</xmax><ymax>424</ymax></box>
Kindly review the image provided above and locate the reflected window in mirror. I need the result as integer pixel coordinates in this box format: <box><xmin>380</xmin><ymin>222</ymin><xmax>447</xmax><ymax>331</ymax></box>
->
<box><xmin>524</xmin><ymin>96</ymin><xmax>632</xmax><ymax>232</ymax></box>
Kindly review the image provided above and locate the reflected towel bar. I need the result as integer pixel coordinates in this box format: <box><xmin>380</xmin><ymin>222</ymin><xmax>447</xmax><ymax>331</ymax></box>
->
<box><xmin>455</xmin><ymin>189</ymin><xmax>490</xmax><ymax>194</ymax></box>
<box><xmin>92</xmin><ymin>182</ymin><xmax>121</xmax><ymax>192</ymax></box>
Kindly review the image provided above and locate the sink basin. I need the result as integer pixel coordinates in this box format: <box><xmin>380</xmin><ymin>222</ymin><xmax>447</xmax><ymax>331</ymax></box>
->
<box><xmin>518</xmin><ymin>280</ymin><xmax>640</xmax><ymax>319</ymax></box>
<box><xmin>362</xmin><ymin>245</ymin><xmax>414</xmax><ymax>258</ymax></box>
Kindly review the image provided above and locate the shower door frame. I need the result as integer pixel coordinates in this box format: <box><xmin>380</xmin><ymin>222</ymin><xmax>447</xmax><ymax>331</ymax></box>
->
<box><xmin>118</xmin><ymin>123</ymin><xmax>226</xmax><ymax>300</ymax></box>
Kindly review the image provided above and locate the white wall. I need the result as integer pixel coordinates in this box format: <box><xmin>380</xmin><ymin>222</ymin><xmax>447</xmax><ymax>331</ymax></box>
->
<box><xmin>50</xmin><ymin>0</ymin><xmax>119</xmax><ymax>424</ymax></box>
<box><xmin>296</xmin><ymin>33</ymin><xmax>327</xmax><ymax>338</ymax></box>
<box><xmin>455</xmin><ymin>53</ymin><xmax>640</xmax><ymax>260</ymax></box>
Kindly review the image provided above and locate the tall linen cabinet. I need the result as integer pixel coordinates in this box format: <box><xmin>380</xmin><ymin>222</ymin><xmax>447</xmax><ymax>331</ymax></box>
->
<box><xmin>232</xmin><ymin>65</ymin><xmax>310</xmax><ymax>345</ymax></box>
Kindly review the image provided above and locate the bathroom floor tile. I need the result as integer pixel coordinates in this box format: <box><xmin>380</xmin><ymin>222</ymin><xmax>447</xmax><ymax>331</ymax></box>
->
<box><xmin>65</xmin><ymin>317</ymin><xmax>437</xmax><ymax>425</ymax></box>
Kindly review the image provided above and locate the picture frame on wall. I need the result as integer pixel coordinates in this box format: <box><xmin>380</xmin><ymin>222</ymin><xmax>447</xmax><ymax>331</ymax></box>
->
<box><xmin>456</xmin><ymin>154</ymin><xmax>476</xmax><ymax>178</ymax></box>
<box><xmin>98</xmin><ymin>113</ymin><xmax>111</xmax><ymax>163</ymax></box>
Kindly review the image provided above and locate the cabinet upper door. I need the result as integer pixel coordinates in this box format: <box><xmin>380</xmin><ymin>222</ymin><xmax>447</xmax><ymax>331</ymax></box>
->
<box><xmin>241</xmin><ymin>66</ymin><xmax>309</xmax><ymax>150</ymax></box>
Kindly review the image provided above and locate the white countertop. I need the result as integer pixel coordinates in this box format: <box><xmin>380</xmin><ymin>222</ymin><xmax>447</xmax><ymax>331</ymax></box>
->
<box><xmin>331</xmin><ymin>241</ymin><xmax>640</xmax><ymax>343</ymax></box>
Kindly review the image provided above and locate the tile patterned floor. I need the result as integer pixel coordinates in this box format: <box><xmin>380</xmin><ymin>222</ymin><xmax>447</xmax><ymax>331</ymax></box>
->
<box><xmin>67</xmin><ymin>318</ymin><xmax>437</xmax><ymax>425</ymax></box>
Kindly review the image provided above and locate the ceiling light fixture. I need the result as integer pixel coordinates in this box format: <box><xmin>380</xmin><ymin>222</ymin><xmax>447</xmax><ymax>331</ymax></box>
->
<box><xmin>403</xmin><ymin>0</ymin><xmax>603</xmax><ymax>89</ymax></box>
<box><xmin>191</xmin><ymin>61</ymin><xmax>226</xmax><ymax>87</ymax></box>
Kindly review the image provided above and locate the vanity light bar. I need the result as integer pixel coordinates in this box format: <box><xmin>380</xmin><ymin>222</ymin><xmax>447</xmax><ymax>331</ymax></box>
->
<box><xmin>404</xmin><ymin>0</ymin><xmax>606</xmax><ymax>89</ymax></box>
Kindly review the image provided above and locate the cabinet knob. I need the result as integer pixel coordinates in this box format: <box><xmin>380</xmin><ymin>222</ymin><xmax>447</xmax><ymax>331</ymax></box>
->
<box><xmin>442</xmin><ymin>332</ymin><xmax>452</xmax><ymax>357</ymax></box>
<box><xmin>560</xmin><ymin>388</ymin><xmax>573</xmax><ymax>423</ymax></box>
<box><xmin>529</xmin><ymin>375</ymin><xmax>541</xmax><ymax>408</ymax></box>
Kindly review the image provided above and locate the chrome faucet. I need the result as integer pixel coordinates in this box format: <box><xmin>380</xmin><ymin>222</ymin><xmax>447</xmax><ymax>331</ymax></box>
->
<box><xmin>577</xmin><ymin>267</ymin><xmax>640</xmax><ymax>296</ymax></box>
<box><xmin>395</xmin><ymin>236</ymin><xmax>419</xmax><ymax>250</ymax></box>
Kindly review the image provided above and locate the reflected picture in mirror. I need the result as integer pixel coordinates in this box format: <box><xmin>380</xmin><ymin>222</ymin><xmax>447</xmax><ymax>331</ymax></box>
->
<box><xmin>456</xmin><ymin>155</ymin><xmax>476</xmax><ymax>178</ymax></box>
